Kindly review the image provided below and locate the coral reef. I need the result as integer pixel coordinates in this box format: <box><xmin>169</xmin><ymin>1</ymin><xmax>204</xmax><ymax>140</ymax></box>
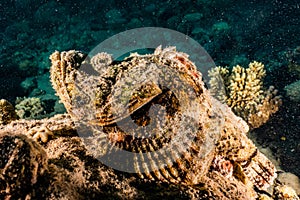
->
<box><xmin>0</xmin><ymin>99</ymin><xmax>18</xmax><ymax>125</ymax></box>
<box><xmin>208</xmin><ymin>61</ymin><xmax>282</xmax><ymax>128</ymax></box>
<box><xmin>0</xmin><ymin>1</ymin><xmax>299</xmax><ymax>198</ymax></box>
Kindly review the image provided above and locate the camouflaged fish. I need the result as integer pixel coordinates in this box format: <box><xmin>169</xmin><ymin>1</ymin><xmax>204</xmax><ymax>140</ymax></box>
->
<box><xmin>49</xmin><ymin>46</ymin><xmax>279</xmax><ymax>199</ymax></box>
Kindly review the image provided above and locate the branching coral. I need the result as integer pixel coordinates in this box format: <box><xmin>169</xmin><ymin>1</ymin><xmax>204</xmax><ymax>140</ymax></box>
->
<box><xmin>15</xmin><ymin>97</ymin><xmax>45</xmax><ymax>119</ymax></box>
<box><xmin>208</xmin><ymin>61</ymin><xmax>282</xmax><ymax>128</ymax></box>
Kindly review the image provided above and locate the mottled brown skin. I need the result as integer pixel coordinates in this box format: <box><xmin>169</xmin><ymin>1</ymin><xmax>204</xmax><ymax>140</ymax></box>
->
<box><xmin>49</xmin><ymin>46</ymin><xmax>279</xmax><ymax>199</ymax></box>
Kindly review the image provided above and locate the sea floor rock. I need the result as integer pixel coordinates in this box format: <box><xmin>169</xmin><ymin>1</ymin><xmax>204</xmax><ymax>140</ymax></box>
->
<box><xmin>1</xmin><ymin>113</ymin><xmax>299</xmax><ymax>199</ymax></box>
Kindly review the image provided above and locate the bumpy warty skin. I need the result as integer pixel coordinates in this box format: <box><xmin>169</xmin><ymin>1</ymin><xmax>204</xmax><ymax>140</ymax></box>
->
<box><xmin>47</xmin><ymin>46</ymin><xmax>280</xmax><ymax>199</ymax></box>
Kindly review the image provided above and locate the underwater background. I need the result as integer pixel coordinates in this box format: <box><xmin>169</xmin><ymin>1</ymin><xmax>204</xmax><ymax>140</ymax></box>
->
<box><xmin>0</xmin><ymin>0</ymin><xmax>299</xmax><ymax>180</ymax></box>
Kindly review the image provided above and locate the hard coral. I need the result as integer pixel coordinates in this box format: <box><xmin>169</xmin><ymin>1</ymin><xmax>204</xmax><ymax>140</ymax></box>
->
<box><xmin>0</xmin><ymin>99</ymin><xmax>18</xmax><ymax>125</ymax></box>
<box><xmin>208</xmin><ymin>61</ymin><xmax>282</xmax><ymax>128</ymax></box>
<box><xmin>15</xmin><ymin>97</ymin><xmax>45</xmax><ymax>119</ymax></box>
